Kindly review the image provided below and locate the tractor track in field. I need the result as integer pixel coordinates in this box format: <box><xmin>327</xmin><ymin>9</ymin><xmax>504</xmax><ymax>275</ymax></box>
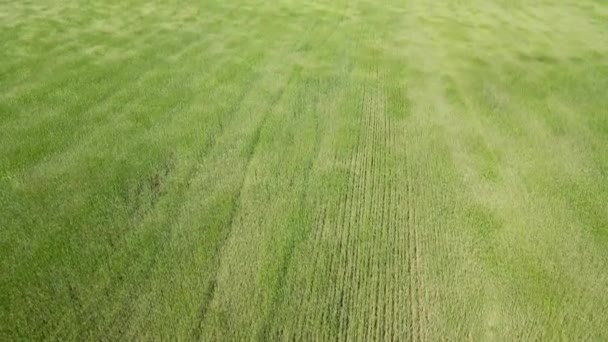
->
<box><xmin>260</xmin><ymin>77</ymin><xmax>334</xmax><ymax>340</ymax></box>
<box><xmin>294</xmin><ymin>81</ymin><xmax>371</xmax><ymax>340</ymax></box>
<box><xmin>190</xmin><ymin>68</ymin><xmax>296</xmax><ymax>340</ymax></box>
<box><xmin>190</xmin><ymin>109</ymin><xmax>263</xmax><ymax>340</ymax></box>
<box><xmin>289</xmin><ymin>75</ymin><xmax>346</xmax><ymax>340</ymax></box>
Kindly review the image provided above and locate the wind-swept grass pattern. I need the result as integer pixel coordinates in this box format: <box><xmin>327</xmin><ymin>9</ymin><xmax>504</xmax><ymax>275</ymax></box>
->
<box><xmin>1</xmin><ymin>0</ymin><xmax>608</xmax><ymax>340</ymax></box>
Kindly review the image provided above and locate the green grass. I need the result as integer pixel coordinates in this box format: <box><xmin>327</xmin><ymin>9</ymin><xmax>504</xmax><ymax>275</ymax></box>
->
<box><xmin>2</xmin><ymin>0</ymin><xmax>608</xmax><ymax>340</ymax></box>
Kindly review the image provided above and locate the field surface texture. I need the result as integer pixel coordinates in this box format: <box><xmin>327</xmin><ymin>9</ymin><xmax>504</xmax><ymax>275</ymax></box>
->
<box><xmin>1</xmin><ymin>0</ymin><xmax>608</xmax><ymax>340</ymax></box>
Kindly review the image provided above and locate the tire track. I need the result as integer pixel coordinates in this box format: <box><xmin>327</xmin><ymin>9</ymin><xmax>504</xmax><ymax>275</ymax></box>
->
<box><xmin>190</xmin><ymin>107</ymin><xmax>264</xmax><ymax>340</ymax></box>
<box><xmin>262</xmin><ymin>77</ymin><xmax>338</xmax><ymax>340</ymax></box>
<box><xmin>293</xmin><ymin>77</ymin><xmax>347</xmax><ymax>340</ymax></box>
<box><xmin>280</xmin><ymin>13</ymin><xmax>353</xmax><ymax>337</ymax></box>
<box><xmin>191</xmin><ymin>69</ymin><xmax>295</xmax><ymax>339</ymax></box>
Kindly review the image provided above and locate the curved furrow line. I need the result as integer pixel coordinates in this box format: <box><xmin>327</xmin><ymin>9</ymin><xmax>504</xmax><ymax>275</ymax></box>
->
<box><xmin>192</xmin><ymin>65</ymin><xmax>298</xmax><ymax>339</ymax></box>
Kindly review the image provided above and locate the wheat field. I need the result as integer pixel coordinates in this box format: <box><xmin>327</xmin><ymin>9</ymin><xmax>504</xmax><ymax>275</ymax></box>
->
<box><xmin>1</xmin><ymin>0</ymin><xmax>608</xmax><ymax>340</ymax></box>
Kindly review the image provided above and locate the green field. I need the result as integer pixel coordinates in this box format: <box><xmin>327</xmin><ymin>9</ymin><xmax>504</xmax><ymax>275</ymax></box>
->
<box><xmin>2</xmin><ymin>0</ymin><xmax>608</xmax><ymax>340</ymax></box>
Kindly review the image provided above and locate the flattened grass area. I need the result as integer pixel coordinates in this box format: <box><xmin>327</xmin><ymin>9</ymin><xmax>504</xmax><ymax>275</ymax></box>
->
<box><xmin>1</xmin><ymin>0</ymin><xmax>608</xmax><ymax>339</ymax></box>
